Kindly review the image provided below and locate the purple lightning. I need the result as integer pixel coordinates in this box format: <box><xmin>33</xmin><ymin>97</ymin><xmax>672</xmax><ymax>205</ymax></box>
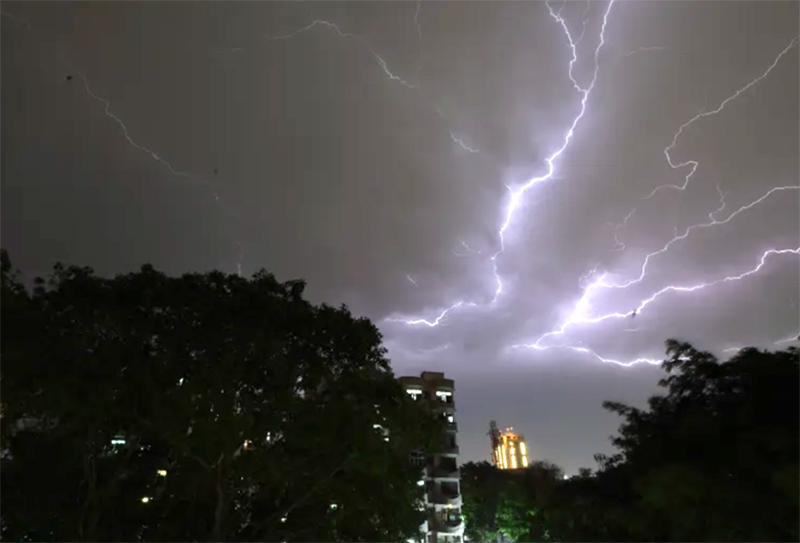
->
<box><xmin>515</xmin><ymin>247</ymin><xmax>800</xmax><ymax>362</ymax></box>
<box><xmin>489</xmin><ymin>0</ymin><xmax>614</xmax><ymax>302</ymax></box>
<box><xmin>526</xmin><ymin>184</ymin><xmax>798</xmax><ymax>343</ymax></box>
<box><xmin>388</xmin><ymin>0</ymin><xmax>615</xmax><ymax>327</ymax></box>
<box><xmin>644</xmin><ymin>37</ymin><xmax>799</xmax><ymax>200</ymax></box>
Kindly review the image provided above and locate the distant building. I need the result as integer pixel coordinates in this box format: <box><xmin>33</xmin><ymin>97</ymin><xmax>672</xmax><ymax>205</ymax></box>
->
<box><xmin>398</xmin><ymin>371</ymin><xmax>464</xmax><ymax>543</ymax></box>
<box><xmin>489</xmin><ymin>422</ymin><xmax>529</xmax><ymax>470</ymax></box>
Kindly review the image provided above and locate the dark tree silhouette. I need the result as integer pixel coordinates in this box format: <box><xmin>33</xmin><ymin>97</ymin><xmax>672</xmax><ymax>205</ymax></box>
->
<box><xmin>460</xmin><ymin>340</ymin><xmax>799</xmax><ymax>542</ymax></box>
<box><xmin>1</xmin><ymin>250</ymin><xmax>444</xmax><ymax>542</ymax></box>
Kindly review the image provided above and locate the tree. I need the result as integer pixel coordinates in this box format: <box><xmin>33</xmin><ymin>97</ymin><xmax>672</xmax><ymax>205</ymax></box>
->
<box><xmin>1</xmin><ymin>252</ymin><xmax>444</xmax><ymax>541</ymax></box>
<box><xmin>459</xmin><ymin>340</ymin><xmax>799</xmax><ymax>543</ymax></box>
<box><xmin>600</xmin><ymin>340</ymin><xmax>799</xmax><ymax>542</ymax></box>
<box><xmin>460</xmin><ymin>461</ymin><xmax>501</xmax><ymax>542</ymax></box>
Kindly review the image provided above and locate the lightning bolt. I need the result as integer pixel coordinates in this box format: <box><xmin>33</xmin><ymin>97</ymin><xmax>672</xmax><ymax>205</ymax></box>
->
<box><xmin>525</xmin><ymin>184</ymin><xmax>799</xmax><ymax>349</ymax></box>
<box><xmin>607</xmin><ymin>209</ymin><xmax>636</xmax><ymax>252</ymax></box>
<box><xmin>448</xmin><ymin>132</ymin><xmax>480</xmax><ymax>153</ymax></box>
<box><xmin>412</xmin><ymin>0</ymin><xmax>425</xmax><ymax>83</ymax></box>
<box><xmin>388</xmin><ymin>0</ymin><xmax>616</xmax><ymax>326</ymax></box>
<box><xmin>520</xmin><ymin>247</ymin><xmax>800</xmax><ymax>353</ymax></box>
<box><xmin>263</xmin><ymin>16</ymin><xmax>485</xmax><ymax>155</ymax></box>
<box><xmin>264</xmin><ymin>19</ymin><xmax>419</xmax><ymax>90</ymax></box>
<box><xmin>406</xmin><ymin>274</ymin><xmax>419</xmax><ymax>288</ymax></box>
<box><xmin>74</xmin><ymin>71</ymin><xmax>223</xmax><ymax>201</ymax></box>
<box><xmin>619</xmin><ymin>46</ymin><xmax>672</xmax><ymax>60</ymax></box>
<box><xmin>644</xmin><ymin>37</ymin><xmax>798</xmax><ymax>200</ymax></box>
<box><xmin>452</xmin><ymin>239</ymin><xmax>481</xmax><ymax>257</ymax></box>
<box><xmin>386</xmin><ymin>301</ymin><xmax>479</xmax><ymax>328</ymax></box>
<box><xmin>509</xmin><ymin>342</ymin><xmax>662</xmax><ymax>368</ymax></box>
<box><xmin>4</xmin><ymin>11</ymin><xmax>246</xmax><ymax>275</ymax></box>
<box><xmin>601</xmin><ymin>185</ymin><xmax>798</xmax><ymax>293</ymax></box>
<box><xmin>574</xmin><ymin>0</ymin><xmax>592</xmax><ymax>46</ymax></box>
<box><xmin>489</xmin><ymin>0</ymin><xmax>614</xmax><ymax>303</ymax></box>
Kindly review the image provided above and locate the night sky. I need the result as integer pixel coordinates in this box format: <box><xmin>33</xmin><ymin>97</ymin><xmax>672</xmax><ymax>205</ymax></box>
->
<box><xmin>2</xmin><ymin>1</ymin><xmax>798</xmax><ymax>474</ymax></box>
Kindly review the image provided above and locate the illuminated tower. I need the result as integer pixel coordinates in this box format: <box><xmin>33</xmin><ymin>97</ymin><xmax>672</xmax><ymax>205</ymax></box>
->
<box><xmin>491</xmin><ymin>426</ymin><xmax>529</xmax><ymax>470</ymax></box>
<box><xmin>398</xmin><ymin>371</ymin><xmax>464</xmax><ymax>543</ymax></box>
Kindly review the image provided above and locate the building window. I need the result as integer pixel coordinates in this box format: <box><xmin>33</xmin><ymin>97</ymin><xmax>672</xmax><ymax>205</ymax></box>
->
<box><xmin>406</xmin><ymin>389</ymin><xmax>423</xmax><ymax>401</ymax></box>
<box><xmin>435</xmin><ymin>390</ymin><xmax>453</xmax><ymax>404</ymax></box>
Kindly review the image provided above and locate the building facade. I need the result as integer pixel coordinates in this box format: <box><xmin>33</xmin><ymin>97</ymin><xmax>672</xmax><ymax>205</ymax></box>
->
<box><xmin>398</xmin><ymin>371</ymin><xmax>464</xmax><ymax>543</ymax></box>
<box><xmin>491</xmin><ymin>426</ymin><xmax>529</xmax><ymax>470</ymax></box>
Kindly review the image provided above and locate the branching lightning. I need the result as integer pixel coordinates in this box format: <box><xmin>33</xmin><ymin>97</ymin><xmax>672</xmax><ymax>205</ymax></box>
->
<box><xmin>526</xmin><ymin>247</ymin><xmax>800</xmax><ymax>349</ymax></box>
<box><xmin>74</xmin><ymin>71</ymin><xmax>223</xmax><ymax>201</ymax></box>
<box><xmin>388</xmin><ymin>0</ymin><xmax>615</xmax><ymax>326</ymax></box>
<box><xmin>3</xmin><ymin>11</ymin><xmax>247</xmax><ymax>274</ymax></box>
<box><xmin>489</xmin><ymin>0</ymin><xmax>614</xmax><ymax>303</ymax></box>
<box><xmin>264</xmin><ymin>16</ymin><xmax>484</xmax><ymax>156</ymax></box>
<box><xmin>644</xmin><ymin>37</ymin><xmax>798</xmax><ymax>199</ymax></box>
<box><xmin>608</xmin><ymin>209</ymin><xmax>636</xmax><ymax>252</ymax></box>
<box><xmin>265</xmin><ymin>19</ymin><xmax>419</xmax><ymax>90</ymax></box>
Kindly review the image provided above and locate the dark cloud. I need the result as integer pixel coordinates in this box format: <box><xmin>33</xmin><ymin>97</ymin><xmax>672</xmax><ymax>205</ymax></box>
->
<box><xmin>2</xmin><ymin>1</ymin><xmax>798</xmax><ymax>471</ymax></box>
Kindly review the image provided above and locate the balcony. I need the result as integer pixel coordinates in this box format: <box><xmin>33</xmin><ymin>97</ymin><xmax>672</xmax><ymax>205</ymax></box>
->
<box><xmin>433</xmin><ymin>517</ymin><xmax>465</xmax><ymax>535</ymax></box>
<box><xmin>429</xmin><ymin>466</ymin><xmax>460</xmax><ymax>479</ymax></box>
<box><xmin>439</xmin><ymin>445</ymin><xmax>459</xmax><ymax>455</ymax></box>
<box><xmin>429</xmin><ymin>491</ymin><xmax>462</xmax><ymax>507</ymax></box>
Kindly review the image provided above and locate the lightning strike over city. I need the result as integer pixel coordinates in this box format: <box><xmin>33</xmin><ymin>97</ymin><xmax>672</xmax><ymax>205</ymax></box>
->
<box><xmin>3</xmin><ymin>0</ymin><xmax>798</xmax><ymax>476</ymax></box>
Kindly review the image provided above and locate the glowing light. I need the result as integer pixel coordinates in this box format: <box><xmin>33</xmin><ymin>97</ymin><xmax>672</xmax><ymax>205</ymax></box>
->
<box><xmin>141</xmin><ymin>496</ymin><xmax>151</xmax><ymax>504</ymax></box>
<box><xmin>511</xmin><ymin>453</ymin><xmax>517</xmax><ymax>469</ymax></box>
<box><xmin>522</xmin><ymin>455</ymin><xmax>529</xmax><ymax>468</ymax></box>
<box><xmin>520</xmin><ymin>442</ymin><xmax>527</xmax><ymax>456</ymax></box>
<box><xmin>157</xmin><ymin>469</ymin><xmax>167</xmax><ymax>477</ymax></box>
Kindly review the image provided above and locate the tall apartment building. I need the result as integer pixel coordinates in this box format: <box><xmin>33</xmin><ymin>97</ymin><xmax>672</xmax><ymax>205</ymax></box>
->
<box><xmin>398</xmin><ymin>371</ymin><xmax>464</xmax><ymax>543</ymax></box>
<box><xmin>489</xmin><ymin>422</ymin><xmax>529</xmax><ymax>470</ymax></box>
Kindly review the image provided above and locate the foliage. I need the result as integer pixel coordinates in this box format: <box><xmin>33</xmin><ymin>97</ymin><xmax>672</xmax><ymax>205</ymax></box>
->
<box><xmin>1</xmin><ymin>250</ymin><xmax>444</xmax><ymax>542</ymax></box>
<box><xmin>460</xmin><ymin>339</ymin><xmax>799</xmax><ymax>542</ymax></box>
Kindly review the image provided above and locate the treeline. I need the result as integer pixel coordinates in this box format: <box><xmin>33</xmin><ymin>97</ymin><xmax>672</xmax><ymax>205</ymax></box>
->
<box><xmin>1</xmin><ymin>251</ymin><xmax>445</xmax><ymax>542</ymax></box>
<box><xmin>461</xmin><ymin>341</ymin><xmax>799</xmax><ymax>542</ymax></box>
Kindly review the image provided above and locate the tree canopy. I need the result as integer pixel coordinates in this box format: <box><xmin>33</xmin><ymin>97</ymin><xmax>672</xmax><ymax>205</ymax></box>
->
<box><xmin>1</xmin><ymin>250</ymin><xmax>443</xmax><ymax>542</ymax></box>
<box><xmin>461</xmin><ymin>340</ymin><xmax>799</xmax><ymax>542</ymax></box>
